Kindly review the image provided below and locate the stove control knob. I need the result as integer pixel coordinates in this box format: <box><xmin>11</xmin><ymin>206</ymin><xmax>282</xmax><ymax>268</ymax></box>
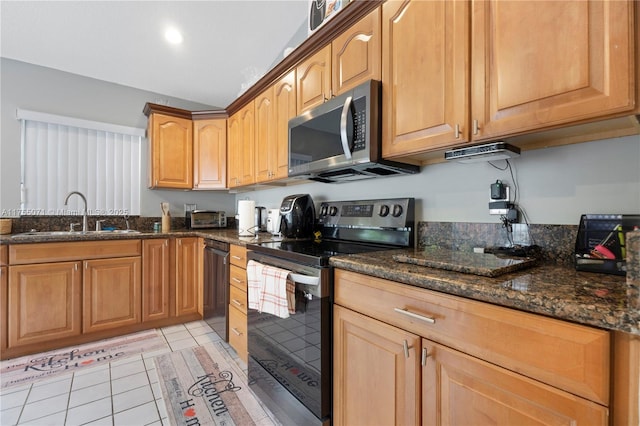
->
<box><xmin>392</xmin><ymin>204</ymin><xmax>403</xmax><ymax>217</ymax></box>
<box><xmin>329</xmin><ymin>206</ymin><xmax>339</xmax><ymax>216</ymax></box>
<box><xmin>379</xmin><ymin>204</ymin><xmax>390</xmax><ymax>217</ymax></box>
<box><xmin>320</xmin><ymin>205</ymin><xmax>328</xmax><ymax>216</ymax></box>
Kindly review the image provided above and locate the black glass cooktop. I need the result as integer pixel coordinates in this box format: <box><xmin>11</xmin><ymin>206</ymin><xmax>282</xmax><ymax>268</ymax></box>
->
<box><xmin>248</xmin><ymin>239</ymin><xmax>395</xmax><ymax>267</ymax></box>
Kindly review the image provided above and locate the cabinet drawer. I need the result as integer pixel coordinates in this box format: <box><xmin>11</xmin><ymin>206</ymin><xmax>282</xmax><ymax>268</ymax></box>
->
<box><xmin>230</xmin><ymin>244</ymin><xmax>247</xmax><ymax>268</ymax></box>
<box><xmin>229</xmin><ymin>285</ymin><xmax>247</xmax><ymax>314</ymax></box>
<box><xmin>9</xmin><ymin>240</ymin><xmax>141</xmax><ymax>265</ymax></box>
<box><xmin>229</xmin><ymin>265</ymin><xmax>247</xmax><ymax>290</ymax></box>
<box><xmin>335</xmin><ymin>269</ymin><xmax>610</xmax><ymax>406</ymax></box>
<box><xmin>229</xmin><ymin>304</ymin><xmax>247</xmax><ymax>362</ymax></box>
<box><xmin>0</xmin><ymin>245</ymin><xmax>7</xmax><ymax>266</ymax></box>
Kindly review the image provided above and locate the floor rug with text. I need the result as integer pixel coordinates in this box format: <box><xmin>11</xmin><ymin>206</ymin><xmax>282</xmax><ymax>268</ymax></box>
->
<box><xmin>1</xmin><ymin>329</ymin><xmax>167</xmax><ymax>390</ymax></box>
<box><xmin>154</xmin><ymin>343</ymin><xmax>278</xmax><ymax>426</ymax></box>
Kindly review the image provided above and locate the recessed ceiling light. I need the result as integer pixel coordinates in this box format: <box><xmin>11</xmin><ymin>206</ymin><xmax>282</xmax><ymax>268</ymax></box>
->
<box><xmin>164</xmin><ymin>28</ymin><xmax>183</xmax><ymax>45</ymax></box>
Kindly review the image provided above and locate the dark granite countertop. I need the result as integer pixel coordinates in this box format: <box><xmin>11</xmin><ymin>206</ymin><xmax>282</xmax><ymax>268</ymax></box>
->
<box><xmin>0</xmin><ymin>228</ymin><xmax>280</xmax><ymax>246</ymax></box>
<box><xmin>330</xmin><ymin>248</ymin><xmax>640</xmax><ymax>336</ymax></box>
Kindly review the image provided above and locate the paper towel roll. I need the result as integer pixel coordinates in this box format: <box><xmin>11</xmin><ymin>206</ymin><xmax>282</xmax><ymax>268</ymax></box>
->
<box><xmin>238</xmin><ymin>200</ymin><xmax>256</xmax><ymax>236</ymax></box>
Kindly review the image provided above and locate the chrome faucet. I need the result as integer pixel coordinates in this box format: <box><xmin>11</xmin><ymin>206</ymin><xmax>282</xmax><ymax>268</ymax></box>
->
<box><xmin>64</xmin><ymin>191</ymin><xmax>88</xmax><ymax>233</ymax></box>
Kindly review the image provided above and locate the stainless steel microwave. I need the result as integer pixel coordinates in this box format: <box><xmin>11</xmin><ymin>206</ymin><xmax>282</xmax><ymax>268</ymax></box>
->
<box><xmin>189</xmin><ymin>210</ymin><xmax>226</xmax><ymax>229</ymax></box>
<box><xmin>287</xmin><ymin>80</ymin><xmax>418</xmax><ymax>183</ymax></box>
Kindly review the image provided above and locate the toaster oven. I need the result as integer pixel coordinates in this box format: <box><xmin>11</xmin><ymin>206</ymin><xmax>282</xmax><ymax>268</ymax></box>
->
<box><xmin>189</xmin><ymin>210</ymin><xmax>227</xmax><ymax>229</ymax></box>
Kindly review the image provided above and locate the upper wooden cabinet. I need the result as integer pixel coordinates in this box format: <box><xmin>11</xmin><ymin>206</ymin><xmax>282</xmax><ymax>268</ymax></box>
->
<box><xmin>382</xmin><ymin>0</ymin><xmax>637</xmax><ymax>161</ymax></box>
<box><xmin>471</xmin><ymin>0</ymin><xmax>636</xmax><ymax>142</ymax></box>
<box><xmin>255</xmin><ymin>86</ymin><xmax>275</xmax><ymax>183</ymax></box>
<box><xmin>147</xmin><ymin>112</ymin><xmax>193</xmax><ymax>189</ymax></box>
<box><xmin>145</xmin><ymin>104</ymin><xmax>227</xmax><ymax>190</ymax></box>
<box><xmin>227</xmin><ymin>101</ymin><xmax>256</xmax><ymax>188</ymax></box>
<box><xmin>297</xmin><ymin>7</ymin><xmax>381</xmax><ymax>114</ymax></box>
<box><xmin>193</xmin><ymin>117</ymin><xmax>227</xmax><ymax>190</ymax></box>
<box><xmin>332</xmin><ymin>6</ymin><xmax>382</xmax><ymax>98</ymax></box>
<box><xmin>255</xmin><ymin>70</ymin><xmax>296</xmax><ymax>183</ymax></box>
<box><xmin>382</xmin><ymin>0</ymin><xmax>469</xmax><ymax>158</ymax></box>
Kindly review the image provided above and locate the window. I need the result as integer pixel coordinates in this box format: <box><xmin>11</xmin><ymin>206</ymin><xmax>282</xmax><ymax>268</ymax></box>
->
<box><xmin>17</xmin><ymin>109</ymin><xmax>143</xmax><ymax>216</ymax></box>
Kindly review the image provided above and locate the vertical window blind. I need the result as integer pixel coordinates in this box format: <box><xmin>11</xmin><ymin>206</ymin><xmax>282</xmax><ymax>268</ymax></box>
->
<box><xmin>17</xmin><ymin>109</ymin><xmax>143</xmax><ymax>216</ymax></box>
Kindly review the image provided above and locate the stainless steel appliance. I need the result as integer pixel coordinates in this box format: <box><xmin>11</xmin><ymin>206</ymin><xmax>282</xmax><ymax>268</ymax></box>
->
<box><xmin>288</xmin><ymin>80</ymin><xmax>419</xmax><ymax>183</ymax></box>
<box><xmin>203</xmin><ymin>239</ymin><xmax>229</xmax><ymax>340</ymax></box>
<box><xmin>247</xmin><ymin>197</ymin><xmax>415</xmax><ymax>426</ymax></box>
<box><xmin>188</xmin><ymin>210</ymin><xmax>227</xmax><ymax>229</ymax></box>
<box><xmin>255</xmin><ymin>206</ymin><xmax>267</xmax><ymax>232</ymax></box>
<box><xmin>279</xmin><ymin>194</ymin><xmax>316</xmax><ymax>238</ymax></box>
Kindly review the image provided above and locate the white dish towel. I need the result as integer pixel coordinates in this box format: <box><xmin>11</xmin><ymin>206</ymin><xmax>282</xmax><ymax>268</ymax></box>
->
<box><xmin>247</xmin><ymin>260</ymin><xmax>293</xmax><ymax>319</ymax></box>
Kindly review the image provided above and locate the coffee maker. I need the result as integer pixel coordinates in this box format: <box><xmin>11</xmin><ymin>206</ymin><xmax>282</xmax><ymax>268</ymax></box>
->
<box><xmin>279</xmin><ymin>194</ymin><xmax>315</xmax><ymax>238</ymax></box>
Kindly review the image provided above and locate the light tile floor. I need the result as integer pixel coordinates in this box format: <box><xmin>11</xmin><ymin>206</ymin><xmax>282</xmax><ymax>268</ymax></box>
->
<box><xmin>0</xmin><ymin>321</ymin><xmax>244</xmax><ymax>425</ymax></box>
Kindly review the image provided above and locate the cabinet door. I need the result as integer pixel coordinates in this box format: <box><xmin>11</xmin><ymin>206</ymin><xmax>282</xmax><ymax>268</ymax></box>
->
<box><xmin>382</xmin><ymin>0</ymin><xmax>469</xmax><ymax>158</ymax></box>
<box><xmin>142</xmin><ymin>239</ymin><xmax>170</xmax><ymax>322</ymax></box>
<box><xmin>332</xmin><ymin>6</ymin><xmax>381</xmax><ymax>96</ymax></box>
<box><xmin>333</xmin><ymin>305</ymin><xmax>420</xmax><ymax>426</ymax></box>
<box><xmin>149</xmin><ymin>113</ymin><xmax>193</xmax><ymax>189</ymax></box>
<box><xmin>193</xmin><ymin>118</ymin><xmax>226</xmax><ymax>190</ymax></box>
<box><xmin>273</xmin><ymin>70</ymin><xmax>296</xmax><ymax>179</ymax></box>
<box><xmin>255</xmin><ymin>86</ymin><xmax>276</xmax><ymax>183</ymax></box>
<box><xmin>83</xmin><ymin>257</ymin><xmax>141</xmax><ymax>333</ymax></box>
<box><xmin>175</xmin><ymin>237</ymin><xmax>202</xmax><ymax>317</ymax></box>
<box><xmin>8</xmin><ymin>262</ymin><xmax>82</xmax><ymax>347</ymax></box>
<box><xmin>228</xmin><ymin>304</ymin><xmax>247</xmax><ymax>363</ymax></box>
<box><xmin>422</xmin><ymin>340</ymin><xmax>608</xmax><ymax>425</ymax></box>
<box><xmin>471</xmin><ymin>0</ymin><xmax>634</xmax><ymax>141</ymax></box>
<box><xmin>227</xmin><ymin>102</ymin><xmax>255</xmax><ymax>188</ymax></box>
<box><xmin>297</xmin><ymin>45</ymin><xmax>332</xmax><ymax>114</ymax></box>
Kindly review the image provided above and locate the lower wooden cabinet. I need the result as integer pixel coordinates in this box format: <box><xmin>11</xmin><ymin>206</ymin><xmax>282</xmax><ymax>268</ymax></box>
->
<box><xmin>3</xmin><ymin>237</ymin><xmax>204</xmax><ymax>360</ymax></box>
<box><xmin>174</xmin><ymin>237</ymin><xmax>203</xmax><ymax>317</ymax></box>
<box><xmin>333</xmin><ymin>270</ymin><xmax>611</xmax><ymax>426</ymax></box>
<box><xmin>83</xmin><ymin>257</ymin><xmax>141</xmax><ymax>333</ymax></box>
<box><xmin>423</xmin><ymin>340</ymin><xmax>607</xmax><ymax>425</ymax></box>
<box><xmin>8</xmin><ymin>262</ymin><xmax>82</xmax><ymax>348</ymax></box>
<box><xmin>228</xmin><ymin>244</ymin><xmax>248</xmax><ymax>362</ymax></box>
<box><xmin>142</xmin><ymin>238</ymin><xmax>170</xmax><ymax>322</ymax></box>
<box><xmin>333</xmin><ymin>305</ymin><xmax>420</xmax><ymax>426</ymax></box>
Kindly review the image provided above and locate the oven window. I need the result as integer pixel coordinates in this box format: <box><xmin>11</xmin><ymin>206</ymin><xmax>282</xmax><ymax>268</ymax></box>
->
<box><xmin>247</xmin><ymin>289</ymin><xmax>331</xmax><ymax>419</ymax></box>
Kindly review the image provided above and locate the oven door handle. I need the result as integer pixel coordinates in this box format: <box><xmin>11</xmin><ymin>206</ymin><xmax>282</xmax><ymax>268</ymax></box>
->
<box><xmin>289</xmin><ymin>273</ymin><xmax>320</xmax><ymax>286</ymax></box>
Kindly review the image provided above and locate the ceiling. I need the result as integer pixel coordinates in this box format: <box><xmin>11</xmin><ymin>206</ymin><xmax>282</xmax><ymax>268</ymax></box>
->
<box><xmin>1</xmin><ymin>1</ymin><xmax>310</xmax><ymax>109</ymax></box>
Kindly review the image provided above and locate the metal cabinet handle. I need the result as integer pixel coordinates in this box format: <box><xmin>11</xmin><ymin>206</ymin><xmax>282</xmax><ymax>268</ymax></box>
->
<box><xmin>473</xmin><ymin>119</ymin><xmax>480</xmax><ymax>135</ymax></box>
<box><xmin>231</xmin><ymin>328</ymin><xmax>243</xmax><ymax>336</ymax></box>
<box><xmin>421</xmin><ymin>347</ymin><xmax>430</xmax><ymax>366</ymax></box>
<box><xmin>394</xmin><ymin>307</ymin><xmax>436</xmax><ymax>324</ymax></box>
<box><xmin>403</xmin><ymin>340</ymin><xmax>411</xmax><ymax>358</ymax></box>
<box><xmin>231</xmin><ymin>255</ymin><xmax>242</xmax><ymax>260</ymax></box>
<box><xmin>232</xmin><ymin>277</ymin><xmax>243</xmax><ymax>284</ymax></box>
<box><xmin>454</xmin><ymin>124</ymin><xmax>461</xmax><ymax>139</ymax></box>
<box><xmin>231</xmin><ymin>299</ymin><xmax>244</xmax><ymax>307</ymax></box>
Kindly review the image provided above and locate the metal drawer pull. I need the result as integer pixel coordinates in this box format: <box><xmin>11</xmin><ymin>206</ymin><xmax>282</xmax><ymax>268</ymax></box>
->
<box><xmin>232</xmin><ymin>277</ymin><xmax>244</xmax><ymax>283</ymax></box>
<box><xmin>394</xmin><ymin>307</ymin><xmax>436</xmax><ymax>324</ymax></box>
<box><xmin>289</xmin><ymin>273</ymin><xmax>320</xmax><ymax>286</ymax></box>
<box><xmin>421</xmin><ymin>348</ymin><xmax>430</xmax><ymax>366</ymax></box>
<box><xmin>403</xmin><ymin>340</ymin><xmax>411</xmax><ymax>358</ymax></box>
<box><xmin>231</xmin><ymin>328</ymin><xmax>243</xmax><ymax>336</ymax></box>
<box><xmin>231</xmin><ymin>255</ymin><xmax>243</xmax><ymax>260</ymax></box>
<box><xmin>231</xmin><ymin>299</ymin><xmax>244</xmax><ymax>307</ymax></box>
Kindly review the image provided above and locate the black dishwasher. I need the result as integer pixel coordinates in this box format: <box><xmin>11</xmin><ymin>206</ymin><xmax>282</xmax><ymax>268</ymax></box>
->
<box><xmin>203</xmin><ymin>239</ymin><xmax>230</xmax><ymax>341</ymax></box>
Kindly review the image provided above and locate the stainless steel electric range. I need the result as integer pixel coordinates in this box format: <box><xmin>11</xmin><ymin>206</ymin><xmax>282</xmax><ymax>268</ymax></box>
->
<box><xmin>246</xmin><ymin>197</ymin><xmax>415</xmax><ymax>426</ymax></box>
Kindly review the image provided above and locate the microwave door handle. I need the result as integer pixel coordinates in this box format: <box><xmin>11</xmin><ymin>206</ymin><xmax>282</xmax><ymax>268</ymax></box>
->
<box><xmin>340</xmin><ymin>95</ymin><xmax>353</xmax><ymax>160</ymax></box>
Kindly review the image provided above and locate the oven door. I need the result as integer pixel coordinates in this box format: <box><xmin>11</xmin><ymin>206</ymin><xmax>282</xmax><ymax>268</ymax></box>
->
<box><xmin>246</xmin><ymin>250</ymin><xmax>332</xmax><ymax>425</ymax></box>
